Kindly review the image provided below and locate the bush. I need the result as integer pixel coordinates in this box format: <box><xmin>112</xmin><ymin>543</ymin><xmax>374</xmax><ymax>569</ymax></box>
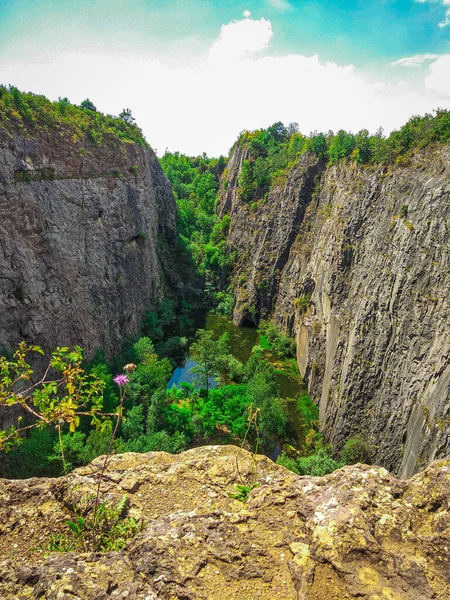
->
<box><xmin>257</xmin><ymin>320</ymin><xmax>295</xmax><ymax>357</ymax></box>
<box><xmin>298</xmin><ymin>394</ymin><xmax>319</xmax><ymax>430</ymax></box>
<box><xmin>125</xmin><ymin>431</ymin><xmax>187</xmax><ymax>453</ymax></box>
<box><xmin>340</xmin><ymin>434</ymin><xmax>372</xmax><ymax>465</ymax></box>
<box><xmin>277</xmin><ymin>447</ymin><xmax>343</xmax><ymax>477</ymax></box>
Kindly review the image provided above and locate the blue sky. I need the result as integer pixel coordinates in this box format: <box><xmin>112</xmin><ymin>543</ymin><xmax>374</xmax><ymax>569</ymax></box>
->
<box><xmin>0</xmin><ymin>0</ymin><xmax>449</xmax><ymax>154</ymax></box>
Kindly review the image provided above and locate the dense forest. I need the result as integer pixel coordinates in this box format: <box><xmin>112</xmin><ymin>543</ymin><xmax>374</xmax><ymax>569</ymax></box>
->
<box><xmin>1</xmin><ymin>87</ymin><xmax>447</xmax><ymax>481</ymax></box>
<box><xmin>232</xmin><ymin>110</ymin><xmax>450</xmax><ymax>204</ymax></box>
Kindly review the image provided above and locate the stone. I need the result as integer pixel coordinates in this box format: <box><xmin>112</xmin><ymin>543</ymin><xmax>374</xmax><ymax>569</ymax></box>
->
<box><xmin>0</xmin><ymin>446</ymin><xmax>449</xmax><ymax>599</ymax></box>
<box><xmin>219</xmin><ymin>146</ymin><xmax>450</xmax><ymax>477</ymax></box>
<box><xmin>0</xmin><ymin>123</ymin><xmax>178</xmax><ymax>358</ymax></box>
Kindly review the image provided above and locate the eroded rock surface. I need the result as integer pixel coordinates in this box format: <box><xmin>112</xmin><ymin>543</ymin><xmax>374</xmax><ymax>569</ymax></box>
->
<box><xmin>0</xmin><ymin>126</ymin><xmax>177</xmax><ymax>357</ymax></box>
<box><xmin>0</xmin><ymin>446</ymin><xmax>449</xmax><ymax>599</ymax></box>
<box><xmin>219</xmin><ymin>146</ymin><xmax>450</xmax><ymax>476</ymax></box>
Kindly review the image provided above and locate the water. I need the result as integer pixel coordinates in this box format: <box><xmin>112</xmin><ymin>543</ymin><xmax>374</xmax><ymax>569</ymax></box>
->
<box><xmin>167</xmin><ymin>312</ymin><xmax>309</xmax><ymax>454</ymax></box>
<box><xmin>167</xmin><ymin>358</ymin><xmax>218</xmax><ymax>390</ymax></box>
<box><xmin>167</xmin><ymin>312</ymin><xmax>304</xmax><ymax>400</ymax></box>
<box><xmin>204</xmin><ymin>313</ymin><xmax>258</xmax><ymax>363</ymax></box>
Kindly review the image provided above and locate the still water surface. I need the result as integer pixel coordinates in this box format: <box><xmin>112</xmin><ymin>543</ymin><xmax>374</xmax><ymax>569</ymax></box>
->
<box><xmin>167</xmin><ymin>313</ymin><xmax>305</xmax><ymax>399</ymax></box>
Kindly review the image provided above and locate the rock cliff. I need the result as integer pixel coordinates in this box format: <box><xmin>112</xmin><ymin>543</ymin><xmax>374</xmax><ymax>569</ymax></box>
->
<box><xmin>0</xmin><ymin>446</ymin><xmax>448</xmax><ymax>600</ymax></box>
<box><xmin>219</xmin><ymin>145</ymin><xmax>450</xmax><ymax>477</ymax></box>
<box><xmin>0</xmin><ymin>123</ymin><xmax>177</xmax><ymax>357</ymax></box>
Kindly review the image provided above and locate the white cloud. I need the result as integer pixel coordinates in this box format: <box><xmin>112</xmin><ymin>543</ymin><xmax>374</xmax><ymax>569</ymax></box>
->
<box><xmin>415</xmin><ymin>0</ymin><xmax>450</xmax><ymax>27</ymax></box>
<box><xmin>267</xmin><ymin>0</ymin><xmax>292</xmax><ymax>10</ymax></box>
<box><xmin>0</xmin><ymin>15</ymin><xmax>449</xmax><ymax>156</ymax></box>
<box><xmin>425</xmin><ymin>54</ymin><xmax>450</xmax><ymax>94</ymax></box>
<box><xmin>390</xmin><ymin>53</ymin><xmax>440</xmax><ymax>67</ymax></box>
<box><xmin>208</xmin><ymin>16</ymin><xmax>272</xmax><ymax>62</ymax></box>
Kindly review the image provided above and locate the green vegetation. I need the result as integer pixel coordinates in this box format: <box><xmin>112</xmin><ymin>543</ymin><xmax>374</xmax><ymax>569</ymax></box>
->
<box><xmin>120</xmin><ymin>346</ymin><xmax>289</xmax><ymax>455</ymax></box>
<box><xmin>234</xmin><ymin>110</ymin><xmax>450</xmax><ymax>203</ymax></box>
<box><xmin>297</xmin><ymin>394</ymin><xmax>319</xmax><ymax>432</ymax></box>
<box><xmin>0</xmin><ymin>343</ymin><xmax>107</xmax><ymax>454</ymax></box>
<box><xmin>277</xmin><ymin>433</ymin><xmax>373</xmax><ymax>477</ymax></box>
<box><xmin>159</xmin><ymin>151</ymin><xmax>234</xmax><ymax>312</ymax></box>
<box><xmin>340</xmin><ymin>434</ymin><xmax>372</xmax><ymax>465</ymax></box>
<box><xmin>49</xmin><ymin>494</ymin><xmax>139</xmax><ymax>553</ymax></box>
<box><xmin>277</xmin><ymin>447</ymin><xmax>343</xmax><ymax>477</ymax></box>
<box><xmin>0</xmin><ymin>320</ymin><xmax>302</xmax><ymax>479</ymax></box>
<box><xmin>0</xmin><ymin>85</ymin><xmax>147</xmax><ymax>146</ymax></box>
<box><xmin>257</xmin><ymin>320</ymin><xmax>296</xmax><ymax>358</ymax></box>
<box><xmin>0</xmin><ymin>325</ymin><xmax>370</xmax><ymax>493</ymax></box>
<box><xmin>228</xmin><ymin>482</ymin><xmax>259</xmax><ymax>502</ymax></box>
<box><xmin>190</xmin><ymin>329</ymin><xmax>235</xmax><ymax>392</ymax></box>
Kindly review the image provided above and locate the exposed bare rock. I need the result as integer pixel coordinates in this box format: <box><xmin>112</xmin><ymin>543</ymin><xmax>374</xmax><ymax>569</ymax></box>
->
<box><xmin>0</xmin><ymin>126</ymin><xmax>177</xmax><ymax>357</ymax></box>
<box><xmin>0</xmin><ymin>446</ymin><xmax>449</xmax><ymax>599</ymax></box>
<box><xmin>219</xmin><ymin>146</ymin><xmax>450</xmax><ymax>476</ymax></box>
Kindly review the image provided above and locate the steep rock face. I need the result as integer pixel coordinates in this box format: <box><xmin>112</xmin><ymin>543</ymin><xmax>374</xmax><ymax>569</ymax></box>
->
<box><xmin>0</xmin><ymin>127</ymin><xmax>177</xmax><ymax>357</ymax></box>
<box><xmin>219</xmin><ymin>149</ymin><xmax>325</xmax><ymax>326</ymax></box>
<box><xmin>0</xmin><ymin>446</ymin><xmax>449</xmax><ymax>600</ymax></box>
<box><xmin>219</xmin><ymin>146</ymin><xmax>450</xmax><ymax>477</ymax></box>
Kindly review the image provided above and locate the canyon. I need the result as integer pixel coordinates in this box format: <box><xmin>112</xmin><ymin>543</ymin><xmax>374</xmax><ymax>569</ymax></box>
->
<box><xmin>220</xmin><ymin>144</ymin><xmax>450</xmax><ymax>477</ymax></box>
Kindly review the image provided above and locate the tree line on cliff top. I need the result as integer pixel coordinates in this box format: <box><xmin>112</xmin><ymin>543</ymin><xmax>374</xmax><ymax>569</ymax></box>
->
<box><xmin>232</xmin><ymin>110</ymin><xmax>450</xmax><ymax>202</ymax></box>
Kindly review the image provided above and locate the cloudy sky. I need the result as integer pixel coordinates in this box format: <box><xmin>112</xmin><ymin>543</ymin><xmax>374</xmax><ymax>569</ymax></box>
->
<box><xmin>0</xmin><ymin>0</ymin><xmax>449</xmax><ymax>156</ymax></box>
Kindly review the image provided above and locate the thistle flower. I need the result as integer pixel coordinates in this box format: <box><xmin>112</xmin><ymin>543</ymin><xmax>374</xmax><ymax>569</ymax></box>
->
<box><xmin>123</xmin><ymin>363</ymin><xmax>137</xmax><ymax>374</ymax></box>
<box><xmin>113</xmin><ymin>374</ymin><xmax>129</xmax><ymax>386</ymax></box>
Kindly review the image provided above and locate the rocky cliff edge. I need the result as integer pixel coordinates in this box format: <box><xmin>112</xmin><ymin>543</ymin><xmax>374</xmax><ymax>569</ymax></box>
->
<box><xmin>0</xmin><ymin>446</ymin><xmax>449</xmax><ymax>600</ymax></box>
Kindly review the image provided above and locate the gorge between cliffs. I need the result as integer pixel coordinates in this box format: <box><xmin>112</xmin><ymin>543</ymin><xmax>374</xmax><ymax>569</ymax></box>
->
<box><xmin>0</xmin><ymin>90</ymin><xmax>449</xmax><ymax>600</ymax></box>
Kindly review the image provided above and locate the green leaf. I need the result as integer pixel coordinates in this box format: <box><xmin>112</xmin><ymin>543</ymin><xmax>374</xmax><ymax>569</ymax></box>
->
<box><xmin>65</xmin><ymin>520</ymin><xmax>80</xmax><ymax>534</ymax></box>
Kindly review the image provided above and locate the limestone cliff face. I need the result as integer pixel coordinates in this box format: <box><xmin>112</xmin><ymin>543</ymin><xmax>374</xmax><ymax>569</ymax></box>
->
<box><xmin>219</xmin><ymin>145</ymin><xmax>450</xmax><ymax>477</ymax></box>
<box><xmin>0</xmin><ymin>127</ymin><xmax>177</xmax><ymax>357</ymax></box>
<box><xmin>0</xmin><ymin>446</ymin><xmax>449</xmax><ymax>600</ymax></box>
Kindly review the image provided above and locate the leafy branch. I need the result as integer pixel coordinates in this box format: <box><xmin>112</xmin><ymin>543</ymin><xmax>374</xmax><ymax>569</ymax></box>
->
<box><xmin>0</xmin><ymin>342</ymin><xmax>108</xmax><ymax>453</ymax></box>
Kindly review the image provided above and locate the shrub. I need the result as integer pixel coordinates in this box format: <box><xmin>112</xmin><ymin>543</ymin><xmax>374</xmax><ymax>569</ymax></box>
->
<box><xmin>277</xmin><ymin>447</ymin><xmax>343</xmax><ymax>477</ymax></box>
<box><xmin>257</xmin><ymin>320</ymin><xmax>295</xmax><ymax>357</ymax></box>
<box><xmin>340</xmin><ymin>434</ymin><xmax>372</xmax><ymax>465</ymax></box>
<box><xmin>298</xmin><ymin>394</ymin><xmax>319</xmax><ymax>430</ymax></box>
<box><xmin>80</xmin><ymin>98</ymin><xmax>97</xmax><ymax>112</ymax></box>
<box><xmin>399</xmin><ymin>204</ymin><xmax>408</xmax><ymax>218</ymax></box>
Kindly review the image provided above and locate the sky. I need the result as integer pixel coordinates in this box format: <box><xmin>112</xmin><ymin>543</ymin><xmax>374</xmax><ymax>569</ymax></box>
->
<box><xmin>0</xmin><ymin>0</ymin><xmax>449</xmax><ymax>156</ymax></box>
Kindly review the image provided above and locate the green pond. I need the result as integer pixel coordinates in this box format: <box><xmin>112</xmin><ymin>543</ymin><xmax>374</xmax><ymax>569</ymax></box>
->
<box><xmin>168</xmin><ymin>313</ymin><xmax>309</xmax><ymax>453</ymax></box>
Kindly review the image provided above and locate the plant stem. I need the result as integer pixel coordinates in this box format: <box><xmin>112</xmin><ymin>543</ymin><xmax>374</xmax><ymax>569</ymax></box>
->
<box><xmin>58</xmin><ymin>424</ymin><xmax>69</xmax><ymax>475</ymax></box>
<box><xmin>235</xmin><ymin>403</ymin><xmax>258</xmax><ymax>486</ymax></box>
<box><xmin>91</xmin><ymin>386</ymin><xmax>126</xmax><ymax>549</ymax></box>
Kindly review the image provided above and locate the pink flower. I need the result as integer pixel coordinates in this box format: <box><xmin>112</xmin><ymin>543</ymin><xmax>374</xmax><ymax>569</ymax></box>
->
<box><xmin>113</xmin><ymin>374</ymin><xmax>129</xmax><ymax>386</ymax></box>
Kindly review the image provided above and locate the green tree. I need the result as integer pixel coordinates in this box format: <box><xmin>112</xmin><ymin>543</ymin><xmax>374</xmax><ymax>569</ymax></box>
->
<box><xmin>246</xmin><ymin>359</ymin><xmax>287</xmax><ymax>445</ymax></box>
<box><xmin>80</xmin><ymin>98</ymin><xmax>97</xmax><ymax>112</ymax></box>
<box><xmin>267</xmin><ymin>121</ymin><xmax>288</xmax><ymax>143</ymax></box>
<box><xmin>119</xmin><ymin>108</ymin><xmax>135</xmax><ymax>124</ymax></box>
<box><xmin>238</xmin><ymin>159</ymin><xmax>255</xmax><ymax>201</ymax></box>
<box><xmin>127</xmin><ymin>339</ymin><xmax>172</xmax><ymax>406</ymax></box>
<box><xmin>121</xmin><ymin>405</ymin><xmax>145</xmax><ymax>440</ymax></box>
<box><xmin>304</xmin><ymin>132</ymin><xmax>328</xmax><ymax>157</ymax></box>
<box><xmin>328</xmin><ymin>130</ymin><xmax>356</xmax><ymax>164</ymax></box>
<box><xmin>189</xmin><ymin>330</ymin><xmax>230</xmax><ymax>392</ymax></box>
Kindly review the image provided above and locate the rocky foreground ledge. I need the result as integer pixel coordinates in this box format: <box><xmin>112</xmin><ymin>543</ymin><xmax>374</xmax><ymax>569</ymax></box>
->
<box><xmin>0</xmin><ymin>446</ymin><xmax>449</xmax><ymax>600</ymax></box>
